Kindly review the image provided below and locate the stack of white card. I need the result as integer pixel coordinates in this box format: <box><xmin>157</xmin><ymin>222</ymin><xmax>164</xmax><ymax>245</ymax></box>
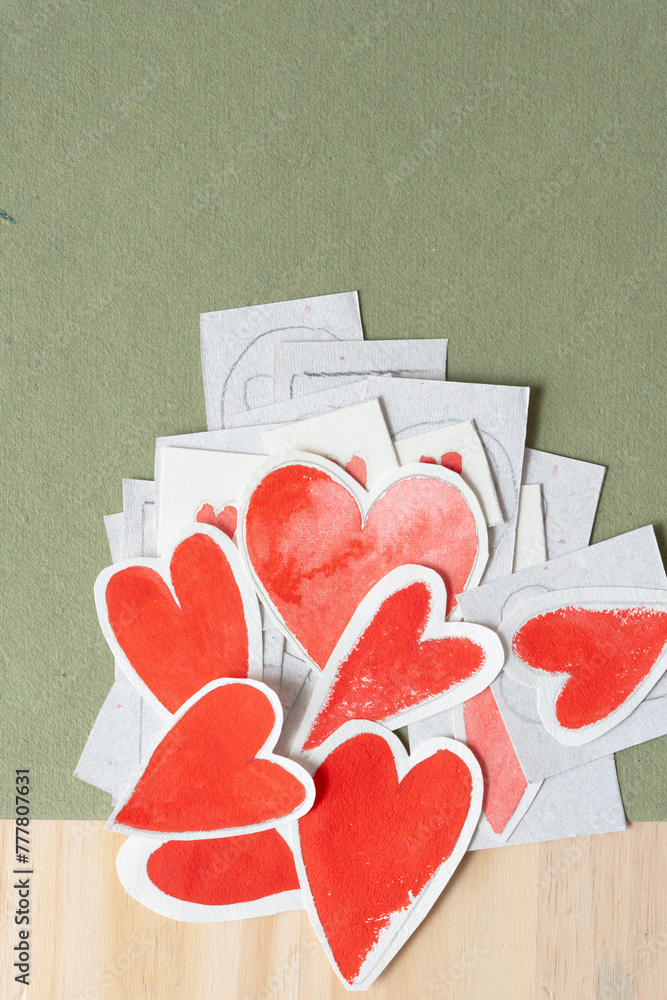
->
<box><xmin>79</xmin><ymin>288</ymin><xmax>667</xmax><ymax>861</ymax></box>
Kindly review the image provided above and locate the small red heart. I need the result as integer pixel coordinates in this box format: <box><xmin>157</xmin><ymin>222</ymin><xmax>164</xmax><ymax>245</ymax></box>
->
<box><xmin>146</xmin><ymin>830</ymin><xmax>300</xmax><ymax>905</ymax></box>
<box><xmin>344</xmin><ymin>454</ymin><xmax>367</xmax><ymax>488</ymax></box>
<box><xmin>462</xmin><ymin>687</ymin><xmax>528</xmax><ymax>836</ymax></box>
<box><xmin>111</xmin><ymin>682</ymin><xmax>312</xmax><ymax>836</ymax></box>
<box><xmin>243</xmin><ymin>460</ymin><xmax>481</xmax><ymax>667</ymax></box>
<box><xmin>513</xmin><ymin>605</ymin><xmax>667</xmax><ymax>729</ymax></box>
<box><xmin>302</xmin><ymin>580</ymin><xmax>487</xmax><ymax>750</ymax></box>
<box><xmin>419</xmin><ymin>452</ymin><xmax>463</xmax><ymax>475</ymax></box>
<box><xmin>441</xmin><ymin>451</ymin><xmax>463</xmax><ymax>475</ymax></box>
<box><xmin>297</xmin><ymin>730</ymin><xmax>477</xmax><ymax>988</ymax></box>
<box><xmin>103</xmin><ymin>530</ymin><xmax>253</xmax><ymax>713</ymax></box>
<box><xmin>196</xmin><ymin>502</ymin><xmax>238</xmax><ymax>539</ymax></box>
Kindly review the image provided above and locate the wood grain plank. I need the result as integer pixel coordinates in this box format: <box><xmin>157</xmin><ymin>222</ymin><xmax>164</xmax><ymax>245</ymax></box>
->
<box><xmin>3</xmin><ymin>821</ymin><xmax>667</xmax><ymax>999</ymax></box>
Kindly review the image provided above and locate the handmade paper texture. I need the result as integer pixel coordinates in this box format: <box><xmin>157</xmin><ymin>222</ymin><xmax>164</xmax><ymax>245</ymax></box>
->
<box><xmin>500</xmin><ymin>587</ymin><xmax>667</xmax><ymax>745</ymax></box>
<box><xmin>262</xmin><ymin>398</ymin><xmax>399</xmax><ymax>490</ymax></box>
<box><xmin>273</xmin><ymin>338</ymin><xmax>448</xmax><ymax>401</ymax></box>
<box><xmin>393</xmin><ymin>420</ymin><xmax>502</xmax><ymax>527</ymax></box>
<box><xmin>409</xmin><ymin>711</ymin><xmax>626</xmax><ymax>849</ymax></box>
<box><xmin>458</xmin><ymin>527</ymin><xmax>667</xmax><ymax>782</ymax></box>
<box><xmin>362</xmin><ymin>376</ymin><xmax>529</xmax><ymax>582</ymax></box>
<box><xmin>513</xmin><ymin>484</ymin><xmax>547</xmax><ymax>572</ymax></box>
<box><xmin>157</xmin><ymin>448</ymin><xmax>265</xmax><ymax>555</ymax></box>
<box><xmin>200</xmin><ymin>291</ymin><xmax>363</xmax><ymax>428</ymax></box>
<box><xmin>240</xmin><ymin>453</ymin><xmax>488</xmax><ymax>669</ymax></box>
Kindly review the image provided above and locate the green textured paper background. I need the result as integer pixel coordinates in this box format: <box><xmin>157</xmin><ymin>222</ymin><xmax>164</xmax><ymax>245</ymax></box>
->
<box><xmin>1</xmin><ymin>1</ymin><xmax>664</xmax><ymax>819</ymax></box>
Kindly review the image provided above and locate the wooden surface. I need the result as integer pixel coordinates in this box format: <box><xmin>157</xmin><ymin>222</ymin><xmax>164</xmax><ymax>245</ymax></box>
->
<box><xmin>3</xmin><ymin>821</ymin><xmax>667</xmax><ymax>999</ymax></box>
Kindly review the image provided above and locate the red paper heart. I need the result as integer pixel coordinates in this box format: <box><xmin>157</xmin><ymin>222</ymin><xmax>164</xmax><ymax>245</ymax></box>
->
<box><xmin>146</xmin><ymin>830</ymin><xmax>299</xmax><ymax>905</ymax></box>
<box><xmin>243</xmin><ymin>462</ymin><xmax>480</xmax><ymax>667</ymax></box>
<box><xmin>105</xmin><ymin>531</ymin><xmax>250</xmax><ymax>713</ymax></box>
<box><xmin>196</xmin><ymin>502</ymin><xmax>238</xmax><ymax>539</ymax></box>
<box><xmin>303</xmin><ymin>581</ymin><xmax>485</xmax><ymax>750</ymax></box>
<box><xmin>463</xmin><ymin>687</ymin><xmax>527</xmax><ymax>835</ymax></box>
<box><xmin>298</xmin><ymin>731</ymin><xmax>474</xmax><ymax>987</ymax></box>
<box><xmin>513</xmin><ymin>606</ymin><xmax>667</xmax><ymax>729</ymax></box>
<box><xmin>420</xmin><ymin>452</ymin><xmax>463</xmax><ymax>475</ymax></box>
<box><xmin>113</xmin><ymin>682</ymin><xmax>310</xmax><ymax>835</ymax></box>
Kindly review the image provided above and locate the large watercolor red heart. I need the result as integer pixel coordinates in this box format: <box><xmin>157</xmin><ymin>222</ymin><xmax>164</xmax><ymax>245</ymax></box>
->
<box><xmin>300</xmin><ymin>576</ymin><xmax>498</xmax><ymax>751</ymax></box>
<box><xmin>109</xmin><ymin>681</ymin><xmax>313</xmax><ymax>837</ymax></box>
<box><xmin>146</xmin><ymin>830</ymin><xmax>300</xmax><ymax>905</ymax></box>
<box><xmin>242</xmin><ymin>459</ymin><xmax>483</xmax><ymax>668</ymax></box>
<box><xmin>295</xmin><ymin>728</ymin><xmax>479</xmax><ymax>989</ymax></box>
<box><xmin>512</xmin><ymin>605</ymin><xmax>667</xmax><ymax>730</ymax></box>
<box><xmin>101</xmin><ymin>528</ymin><xmax>256</xmax><ymax>714</ymax></box>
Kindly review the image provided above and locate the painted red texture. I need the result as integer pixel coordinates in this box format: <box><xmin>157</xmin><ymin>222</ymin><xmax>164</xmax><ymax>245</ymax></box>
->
<box><xmin>147</xmin><ymin>830</ymin><xmax>299</xmax><ymax>904</ymax></box>
<box><xmin>244</xmin><ymin>464</ymin><xmax>479</xmax><ymax>667</ymax></box>
<box><xmin>304</xmin><ymin>582</ymin><xmax>485</xmax><ymax>750</ymax></box>
<box><xmin>344</xmin><ymin>455</ymin><xmax>367</xmax><ymax>489</ymax></box>
<box><xmin>513</xmin><ymin>606</ymin><xmax>667</xmax><ymax>729</ymax></box>
<box><xmin>463</xmin><ymin>687</ymin><xmax>527</xmax><ymax>835</ymax></box>
<box><xmin>441</xmin><ymin>452</ymin><xmax>463</xmax><ymax>475</ymax></box>
<box><xmin>116</xmin><ymin>684</ymin><xmax>307</xmax><ymax>833</ymax></box>
<box><xmin>299</xmin><ymin>733</ymin><xmax>473</xmax><ymax>986</ymax></box>
<box><xmin>196</xmin><ymin>502</ymin><xmax>238</xmax><ymax>539</ymax></box>
<box><xmin>106</xmin><ymin>532</ymin><xmax>249</xmax><ymax>713</ymax></box>
<box><xmin>419</xmin><ymin>453</ymin><xmax>463</xmax><ymax>475</ymax></box>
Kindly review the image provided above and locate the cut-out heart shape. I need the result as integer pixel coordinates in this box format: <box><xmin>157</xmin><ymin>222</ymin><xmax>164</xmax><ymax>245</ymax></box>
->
<box><xmin>344</xmin><ymin>454</ymin><xmax>367</xmax><ymax>488</ymax></box>
<box><xmin>95</xmin><ymin>524</ymin><xmax>262</xmax><ymax>716</ymax></box>
<box><xmin>420</xmin><ymin>452</ymin><xmax>463</xmax><ymax>475</ymax></box>
<box><xmin>240</xmin><ymin>453</ymin><xmax>487</xmax><ymax>669</ymax></box>
<box><xmin>196</xmin><ymin>502</ymin><xmax>238</xmax><ymax>538</ymax></box>
<box><xmin>500</xmin><ymin>587</ymin><xmax>667</xmax><ymax>744</ymax></box>
<box><xmin>116</xmin><ymin>829</ymin><xmax>303</xmax><ymax>922</ymax></box>
<box><xmin>292</xmin><ymin>565</ymin><xmax>504</xmax><ymax>754</ymax></box>
<box><xmin>292</xmin><ymin>722</ymin><xmax>482</xmax><ymax>991</ymax></box>
<box><xmin>453</xmin><ymin>688</ymin><xmax>541</xmax><ymax>840</ymax></box>
<box><xmin>107</xmin><ymin>679</ymin><xmax>315</xmax><ymax>838</ymax></box>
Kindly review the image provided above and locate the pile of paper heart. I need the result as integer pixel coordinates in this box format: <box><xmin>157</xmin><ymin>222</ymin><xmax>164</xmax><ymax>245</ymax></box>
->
<box><xmin>77</xmin><ymin>291</ymin><xmax>667</xmax><ymax>992</ymax></box>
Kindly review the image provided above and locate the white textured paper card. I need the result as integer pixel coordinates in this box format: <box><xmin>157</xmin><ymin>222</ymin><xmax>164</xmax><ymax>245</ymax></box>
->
<box><xmin>522</xmin><ymin>448</ymin><xmax>605</xmax><ymax>558</ymax></box>
<box><xmin>362</xmin><ymin>376</ymin><xmax>530</xmax><ymax>581</ymax></box>
<box><xmin>513</xmin><ymin>484</ymin><xmax>547</xmax><ymax>572</ymax></box>
<box><xmin>457</xmin><ymin>526</ymin><xmax>667</xmax><ymax>782</ymax></box>
<box><xmin>262</xmin><ymin>399</ymin><xmax>399</xmax><ymax>490</ymax></box>
<box><xmin>122</xmin><ymin>479</ymin><xmax>157</xmax><ymax>560</ymax></box>
<box><xmin>200</xmin><ymin>291</ymin><xmax>363</xmax><ymax>429</ymax></box>
<box><xmin>409</xmin><ymin>711</ymin><xmax>625</xmax><ymax>849</ymax></box>
<box><xmin>273</xmin><ymin>339</ymin><xmax>448</xmax><ymax>401</ymax></box>
<box><xmin>394</xmin><ymin>420</ymin><xmax>502</xmax><ymax>527</ymax></box>
<box><xmin>157</xmin><ymin>448</ymin><xmax>266</xmax><ymax>556</ymax></box>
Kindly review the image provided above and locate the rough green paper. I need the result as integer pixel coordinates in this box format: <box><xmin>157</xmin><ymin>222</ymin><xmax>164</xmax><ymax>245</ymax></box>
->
<box><xmin>1</xmin><ymin>0</ymin><xmax>664</xmax><ymax>819</ymax></box>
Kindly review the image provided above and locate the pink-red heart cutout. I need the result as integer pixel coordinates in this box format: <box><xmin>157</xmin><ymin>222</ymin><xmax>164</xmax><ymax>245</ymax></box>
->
<box><xmin>105</xmin><ymin>532</ymin><xmax>250</xmax><ymax>713</ymax></box>
<box><xmin>298</xmin><ymin>731</ymin><xmax>474</xmax><ymax>986</ymax></box>
<box><xmin>513</xmin><ymin>606</ymin><xmax>667</xmax><ymax>729</ymax></box>
<box><xmin>113</xmin><ymin>683</ymin><xmax>309</xmax><ymax>835</ymax></box>
<box><xmin>147</xmin><ymin>830</ymin><xmax>299</xmax><ymax>905</ymax></box>
<box><xmin>196</xmin><ymin>502</ymin><xmax>238</xmax><ymax>539</ymax></box>
<box><xmin>243</xmin><ymin>462</ymin><xmax>480</xmax><ymax>667</ymax></box>
<box><xmin>303</xmin><ymin>581</ymin><xmax>485</xmax><ymax>750</ymax></box>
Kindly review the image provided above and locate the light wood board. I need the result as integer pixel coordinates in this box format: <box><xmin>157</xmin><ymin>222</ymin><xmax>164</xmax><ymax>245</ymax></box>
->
<box><xmin>3</xmin><ymin>820</ymin><xmax>667</xmax><ymax>999</ymax></box>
